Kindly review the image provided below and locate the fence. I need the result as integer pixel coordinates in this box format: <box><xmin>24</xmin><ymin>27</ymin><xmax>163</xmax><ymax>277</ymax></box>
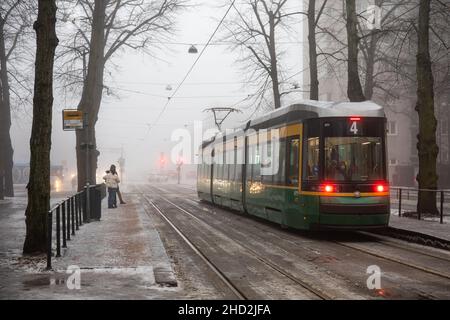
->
<box><xmin>46</xmin><ymin>184</ymin><xmax>100</xmax><ymax>270</ymax></box>
<box><xmin>390</xmin><ymin>187</ymin><xmax>450</xmax><ymax>224</ymax></box>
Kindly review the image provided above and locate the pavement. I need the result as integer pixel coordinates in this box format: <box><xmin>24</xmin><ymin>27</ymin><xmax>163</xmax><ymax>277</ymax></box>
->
<box><xmin>389</xmin><ymin>214</ymin><xmax>450</xmax><ymax>242</ymax></box>
<box><xmin>0</xmin><ymin>184</ymin><xmax>201</xmax><ymax>299</ymax></box>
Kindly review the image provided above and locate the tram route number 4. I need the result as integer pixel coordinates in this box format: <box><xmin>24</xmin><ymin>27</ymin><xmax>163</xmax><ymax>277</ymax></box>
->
<box><xmin>350</xmin><ymin>121</ymin><xmax>359</xmax><ymax>135</ymax></box>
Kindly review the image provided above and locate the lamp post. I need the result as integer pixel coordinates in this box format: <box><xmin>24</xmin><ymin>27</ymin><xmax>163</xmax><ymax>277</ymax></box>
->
<box><xmin>176</xmin><ymin>158</ymin><xmax>183</xmax><ymax>184</ymax></box>
<box><xmin>80</xmin><ymin>112</ymin><xmax>94</xmax><ymax>222</ymax></box>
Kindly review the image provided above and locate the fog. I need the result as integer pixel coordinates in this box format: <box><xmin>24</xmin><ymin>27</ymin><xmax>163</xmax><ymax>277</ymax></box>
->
<box><xmin>10</xmin><ymin>1</ymin><xmax>304</xmax><ymax>185</ymax></box>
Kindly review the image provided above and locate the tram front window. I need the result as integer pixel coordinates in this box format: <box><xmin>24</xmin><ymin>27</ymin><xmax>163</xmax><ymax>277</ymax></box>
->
<box><xmin>325</xmin><ymin>137</ymin><xmax>383</xmax><ymax>182</ymax></box>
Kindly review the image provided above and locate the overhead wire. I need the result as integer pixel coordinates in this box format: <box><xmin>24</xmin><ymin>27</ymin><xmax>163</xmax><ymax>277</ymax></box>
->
<box><xmin>147</xmin><ymin>0</ymin><xmax>237</xmax><ymax>136</ymax></box>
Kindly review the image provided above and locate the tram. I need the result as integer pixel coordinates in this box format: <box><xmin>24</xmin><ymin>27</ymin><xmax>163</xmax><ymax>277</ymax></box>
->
<box><xmin>197</xmin><ymin>100</ymin><xmax>390</xmax><ymax>230</ymax></box>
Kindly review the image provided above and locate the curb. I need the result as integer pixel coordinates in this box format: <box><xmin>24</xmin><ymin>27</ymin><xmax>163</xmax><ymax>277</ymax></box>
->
<box><xmin>372</xmin><ymin>227</ymin><xmax>450</xmax><ymax>251</ymax></box>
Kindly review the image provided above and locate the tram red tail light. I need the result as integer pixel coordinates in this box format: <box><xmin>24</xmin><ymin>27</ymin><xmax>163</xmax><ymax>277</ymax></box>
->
<box><xmin>320</xmin><ymin>184</ymin><xmax>335</xmax><ymax>193</ymax></box>
<box><xmin>375</xmin><ymin>184</ymin><xmax>388</xmax><ymax>193</ymax></box>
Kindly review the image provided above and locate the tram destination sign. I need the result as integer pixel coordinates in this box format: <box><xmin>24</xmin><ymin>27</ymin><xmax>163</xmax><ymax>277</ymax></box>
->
<box><xmin>62</xmin><ymin>109</ymin><xmax>84</xmax><ymax>131</ymax></box>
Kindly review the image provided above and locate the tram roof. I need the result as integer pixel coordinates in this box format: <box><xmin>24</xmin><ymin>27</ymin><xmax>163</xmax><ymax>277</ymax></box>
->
<box><xmin>250</xmin><ymin>99</ymin><xmax>385</xmax><ymax>128</ymax></box>
<box><xmin>201</xmin><ymin>100</ymin><xmax>385</xmax><ymax>148</ymax></box>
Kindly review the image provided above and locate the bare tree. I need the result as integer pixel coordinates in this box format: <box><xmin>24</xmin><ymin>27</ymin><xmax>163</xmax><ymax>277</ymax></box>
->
<box><xmin>23</xmin><ymin>0</ymin><xmax>58</xmax><ymax>254</ymax></box>
<box><xmin>306</xmin><ymin>0</ymin><xmax>328</xmax><ymax>100</ymax></box>
<box><xmin>223</xmin><ymin>0</ymin><xmax>292</xmax><ymax>110</ymax></box>
<box><xmin>345</xmin><ymin>0</ymin><xmax>365</xmax><ymax>101</ymax></box>
<box><xmin>356</xmin><ymin>0</ymin><xmax>416</xmax><ymax>100</ymax></box>
<box><xmin>0</xmin><ymin>0</ymin><xmax>34</xmax><ymax>198</ymax></box>
<box><xmin>56</xmin><ymin>0</ymin><xmax>185</xmax><ymax>190</ymax></box>
<box><xmin>415</xmin><ymin>0</ymin><xmax>438</xmax><ymax>214</ymax></box>
<box><xmin>363</xmin><ymin>0</ymin><xmax>449</xmax><ymax>192</ymax></box>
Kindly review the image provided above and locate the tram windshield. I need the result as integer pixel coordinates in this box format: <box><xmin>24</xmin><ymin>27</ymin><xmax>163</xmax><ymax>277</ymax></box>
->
<box><xmin>324</xmin><ymin>137</ymin><xmax>383</xmax><ymax>181</ymax></box>
<box><xmin>303</xmin><ymin>117</ymin><xmax>386</xmax><ymax>183</ymax></box>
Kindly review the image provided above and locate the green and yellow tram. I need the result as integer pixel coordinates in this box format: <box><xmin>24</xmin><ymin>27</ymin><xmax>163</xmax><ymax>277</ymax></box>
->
<box><xmin>197</xmin><ymin>100</ymin><xmax>390</xmax><ymax>230</ymax></box>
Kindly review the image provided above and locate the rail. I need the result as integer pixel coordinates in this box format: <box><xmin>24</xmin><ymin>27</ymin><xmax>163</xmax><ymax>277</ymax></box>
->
<box><xmin>46</xmin><ymin>185</ymin><xmax>97</xmax><ymax>270</ymax></box>
<box><xmin>390</xmin><ymin>187</ymin><xmax>450</xmax><ymax>224</ymax></box>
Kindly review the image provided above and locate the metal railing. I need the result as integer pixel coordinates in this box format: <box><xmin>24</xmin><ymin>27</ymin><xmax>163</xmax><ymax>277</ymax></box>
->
<box><xmin>390</xmin><ymin>187</ymin><xmax>450</xmax><ymax>224</ymax></box>
<box><xmin>46</xmin><ymin>185</ymin><xmax>93</xmax><ymax>270</ymax></box>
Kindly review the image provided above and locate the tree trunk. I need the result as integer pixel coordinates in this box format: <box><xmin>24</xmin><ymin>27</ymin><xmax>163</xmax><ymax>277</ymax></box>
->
<box><xmin>363</xmin><ymin>31</ymin><xmax>377</xmax><ymax>100</ymax></box>
<box><xmin>447</xmin><ymin>104</ymin><xmax>450</xmax><ymax>166</ymax></box>
<box><xmin>308</xmin><ymin>0</ymin><xmax>319</xmax><ymax>100</ymax></box>
<box><xmin>75</xmin><ymin>0</ymin><xmax>106</xmax><ymax>190</ymax></box>
<box><xmin>0</xmin><ymin>20</ymin><xmax>15</xmax><ymax>197</ymax></box>
<box><xmin>0</xmin><ymin>82</ymin><xmax>4</xmax><ymax>200</ymax></box>
<box><xmin>268</xmin><ymin>11</ymin><xmax>281</xmax><ymax>109</ymax></box>
<box><xmin>345</xmin><ymin>0</ymin><xmax>366</xmax><ymax>102</ymax></box>
<box><xmin>415</xmin><ymin>0</ymin><xmax>438</xmax><ymax>215</ymax></box>
<box><xmin>23</xmin><ymin>0</ymin><xmax>58</xmax><ymax>254</ymax></box>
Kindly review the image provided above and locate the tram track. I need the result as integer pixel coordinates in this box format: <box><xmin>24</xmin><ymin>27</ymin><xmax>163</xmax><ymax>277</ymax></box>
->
<box><xmin>143</xmin><ymin>196</ymin><xmax>247</xmax><ymax>300</ymax></box>
<box><xmin>190</xmin><ymin>196</ymin><xmax>450</xmax><ymax>285</ymax></box>
<box><xmin>356</xmin><ymin>231</ymin><xmax>450</xmax><ymax>263</ymax></box>
<box><xmin>181</xmin><ymin>187</ymin><xmax>450</xmax><ymax>280</ymax></box>
<box><xmin>157</xmin><ymin>194</ymin><xmax>331</xmax><ymax>300</ymax></box>
<box><xmin>140</xmin><ymin>186</ymin><xmax>331</xmax><ymax>300</ymax></box>
<box><xmin>140</xmin><ymin>184</ymin><xmax>450</xmax><ymax>299</ymax></box>
<box><xmin>331</xmin><ymin>241</ymin><xmax>450</xmax><ymax>281</ymax></box>
<box><xmin>173</xmin><ymin>188</ymin><xmax>450</xmax><ymax>281</ymax></box>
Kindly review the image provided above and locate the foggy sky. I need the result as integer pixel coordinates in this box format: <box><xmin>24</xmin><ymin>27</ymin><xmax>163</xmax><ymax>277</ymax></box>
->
<box><xmin>10</xmin><ymin>0</ymin><xmax>304</xmax><ymax>183</ymax></box>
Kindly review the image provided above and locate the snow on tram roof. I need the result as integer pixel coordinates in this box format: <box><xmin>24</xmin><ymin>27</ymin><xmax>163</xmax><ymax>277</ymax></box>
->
<box><xmin>287</xmin><ymin>99</ymin><xmax>385</xmax><ymax>117</ymax></box>
<box><xmin>250</xmin><ymin>99</ymin><xmax>385</xmax><ymax>127</ymax></box>
<box><xmin>201</xmin><ymin>100</ymin><xmax>385</xmax><ymax>147</ymax></box>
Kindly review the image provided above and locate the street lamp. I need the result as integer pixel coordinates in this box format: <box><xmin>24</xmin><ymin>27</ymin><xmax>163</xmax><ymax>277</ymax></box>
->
<box><xmin>188</xmin><ymin>45</ymin><xmax>198</xmax><ymax>54</ymax></box>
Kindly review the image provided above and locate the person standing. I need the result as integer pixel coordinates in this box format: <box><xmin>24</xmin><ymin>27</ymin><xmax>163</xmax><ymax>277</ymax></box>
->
<box><xmin>103</xmin><ymin>165</ymin><xmax>120</xmax><ymax>208</ymax></box>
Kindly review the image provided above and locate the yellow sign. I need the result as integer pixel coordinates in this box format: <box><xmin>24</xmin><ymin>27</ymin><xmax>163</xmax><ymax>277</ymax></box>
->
<box><xmin>63</xmin><ymin>110</ymin><xmax>84</xmax><ymax>130</ymax></box>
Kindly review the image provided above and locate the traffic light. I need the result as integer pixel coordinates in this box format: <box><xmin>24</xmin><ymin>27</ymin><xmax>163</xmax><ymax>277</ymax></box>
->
<box><xmin>159</xmin><ymin>153</ymin><xmax>166</xmax><ymax>169</ymax></box>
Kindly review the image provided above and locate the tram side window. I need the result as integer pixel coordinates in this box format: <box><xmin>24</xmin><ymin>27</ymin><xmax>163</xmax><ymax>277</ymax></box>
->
<box><xmin>246</xmin><ymin>135</ymin><xmax>257</xmax><ymax>183</ymax></box>
<box><xmin>287</xmin><ymin>138</ymin><xmax>300</xmax><ymax>186</ymax></box>
<box><xmin>216</xmin><ymin>142</ymin><xmax>225</xmax><ymax>180</ymax></box>
<box><xmin>236</xmin><ymin>163</ymin><xmax>242</xmax><ymax>183</ymax></box>
<box><xmin>219</xmin><ymin>164</ymin><xmax>224</xmax><ymax>181</ymax></box>
<box><xmin>304</xmin><ymin>137</ymin><xmax>320</xmax><ymax>181</ymax></box>
<box><xmin>207</xmin><ymin>164</ymin><xmax>212</xmax><ymax>181</ymax></box>
<box><xmin>224</xmin><ymin>164</ymin><xmax>229</xmax><ymax>181</ymax></box>
<box><xmin>229</xmin><ymin>147</ymin><xmax>235</xmax><ymax>182</ymax></box>
<box><xmin>213</xmin><ymin>163</ymin><xmax>219</xmax><ymax>181</ymax></box>
<box><xmin>261</xmin><ymin>139</ymin><xmax>273</xmax><ymax>184</ymax></box>
<box><xmin>246</xmin><ymin>149</ymin><xmax>253</xmax><ymax>183</ymax></box>
<box><xmin>203</xmin><ymin>165</ymin><xmax>207</xmax><ymax>180</ymax></box>
<box><xmin>252</xmin><ymin>144</ymin><xmax>261</xmax><ymax>182</ymax></box>
<box><xmin>272</xmin><ymin>139</ymin><xmax>286</xmax><ymax>185</ymax></box>
<box><xmin>235</xmin><ymin>147</ymin><xmax>243</xmax><ymax>182</ymax></box>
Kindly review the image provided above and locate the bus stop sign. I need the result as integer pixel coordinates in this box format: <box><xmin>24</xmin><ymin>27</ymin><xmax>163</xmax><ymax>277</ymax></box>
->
<box><xmin>63</xmin><ymin>110</ymin><xmax>84</xmax><ymax>130</ymax></box>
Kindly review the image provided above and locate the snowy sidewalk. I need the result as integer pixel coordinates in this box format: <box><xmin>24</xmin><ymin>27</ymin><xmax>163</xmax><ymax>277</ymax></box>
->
<box><xmin>389</xmin><ymin>214</ymin><xmax>450</xmax><ymax>242</ymax></box>
<box><xmin>0</xmin><ymin>187</ymin><xmax>179</xmax><ymax>299</ymax></box>
<box><xmin>52</xmin><ymin>192</ymin><xmax>177</xmax><ymax>284</ymax></box>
